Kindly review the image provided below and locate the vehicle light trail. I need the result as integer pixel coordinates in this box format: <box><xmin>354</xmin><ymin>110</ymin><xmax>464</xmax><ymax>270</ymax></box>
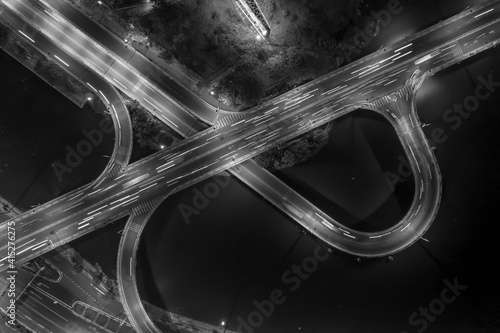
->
<box><xmin>18</xmin><ymin>30</ymin><xmax>35</xmax><ymax>43</ymax></box>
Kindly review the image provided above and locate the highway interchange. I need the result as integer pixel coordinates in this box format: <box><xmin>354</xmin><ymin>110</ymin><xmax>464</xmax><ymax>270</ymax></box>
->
<box><xmin>1</xmin><ymin>0</ymin><xmax>499</xmax><ymax>263</ymax></box>
<box><xmin>0</xmin><ymin>0</ymin><xmax>500</xmax><ymax>331</ymax></box>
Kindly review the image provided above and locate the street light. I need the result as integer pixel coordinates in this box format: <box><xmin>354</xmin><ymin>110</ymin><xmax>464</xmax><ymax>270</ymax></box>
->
<box><xmin>97</xmin><ymin>1</ymin><xmax>111</xmax><ymax>10</ymax></box>
<box><xmin>149</xmin><ymin>140</ymin><xmax>165</xmax><ymax>150</ymax></box>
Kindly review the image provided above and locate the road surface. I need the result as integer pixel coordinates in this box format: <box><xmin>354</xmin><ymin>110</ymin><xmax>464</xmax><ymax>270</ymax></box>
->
<box><xmin>0</xmin><ymin>0</ymin><xmax>498</xmax><ymax>268</ymax></box>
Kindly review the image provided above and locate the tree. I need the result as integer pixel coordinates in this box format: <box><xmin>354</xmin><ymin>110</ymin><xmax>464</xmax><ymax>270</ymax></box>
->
<box><xmin>159</xmin><ymin>49</ymin><xmax>174</xmax><ymax>64</ymax></box>
<box><xmin>214</xmin><ymin>67</ymin><xmax>264</xmax><ymax>109</ymax></box>
<box><xmin>128</xmin><ymin>99</ymin><xmax>177</xmax><ymax>150</ymax></box>
<box><xmin>143</xmin><ymin>1</ymin><xmax>191</xmax><ymax>44</ymax></box>
<box><xmin>255</xmin><ymin>125</ymin><xmax>331</xmax><ymax>169</ymax></box>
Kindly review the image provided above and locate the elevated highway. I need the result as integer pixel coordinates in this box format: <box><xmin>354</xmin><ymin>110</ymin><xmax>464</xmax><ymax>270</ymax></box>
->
<box><xmin>2</xmin><ymin>1</ymin><xmax>500</xmax><ymax>331</ymax></box>
<box><xmin>0</xmin><ymin>0</ymin><xmax>498</xmax><ymax>270</ymax></box>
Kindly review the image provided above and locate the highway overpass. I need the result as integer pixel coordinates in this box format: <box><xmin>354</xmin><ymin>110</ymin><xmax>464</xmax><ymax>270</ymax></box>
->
<box><xmin>1</xmin><ymin>1</ymin><xmax>500</xmax><ymax>332</ymax></box>
<box><xmin>0</xmin><ymin>0</ymin><xmax>498</xmax><ymax>269</ymax></box>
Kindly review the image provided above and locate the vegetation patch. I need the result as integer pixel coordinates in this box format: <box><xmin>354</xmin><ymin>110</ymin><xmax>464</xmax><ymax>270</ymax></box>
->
<box><xmin>255</xmin><ymin>123</ymin><xmax>332</xmax><ymax>170</ymax></box>
<box><xmin>126</xmin><ymin>99</ymin><xmax>182</xmax><ymax>150</ymax></box>
<box><xmin>112</xmin><ymin>0</ymin><xmax>379</xmax><ymax>109</ymax></box>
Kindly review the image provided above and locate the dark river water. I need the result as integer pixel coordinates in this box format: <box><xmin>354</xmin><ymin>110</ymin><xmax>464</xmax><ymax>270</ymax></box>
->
<box><xmin>0</xmin><ymin>51</ymin><xmax>114</xmax><ymax>210</ymax></box>
<box><xmin>1</xmin><ymin>0</ymin><xmax>500</xmax><ymax>332</ymax></box>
